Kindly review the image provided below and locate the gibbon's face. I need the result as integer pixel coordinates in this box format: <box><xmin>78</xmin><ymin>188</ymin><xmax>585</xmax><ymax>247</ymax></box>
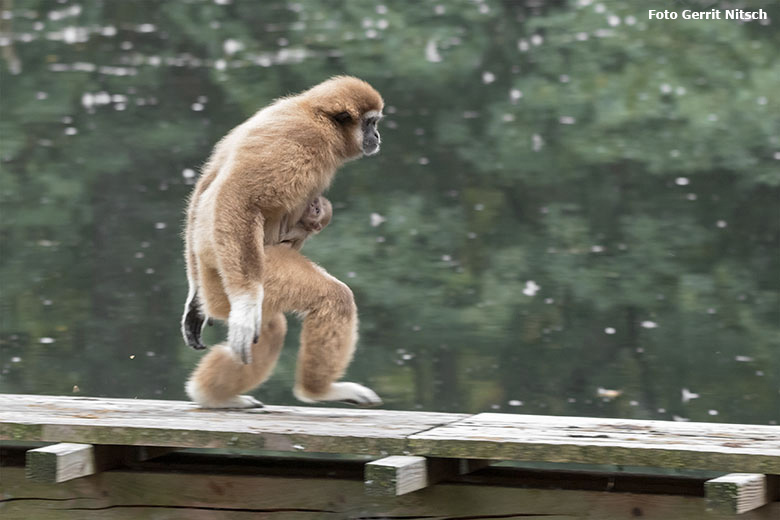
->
<box><xmin>333</xmin><ymin>110</ymin><xmax>382</xmax><ymax>157</ymax></box>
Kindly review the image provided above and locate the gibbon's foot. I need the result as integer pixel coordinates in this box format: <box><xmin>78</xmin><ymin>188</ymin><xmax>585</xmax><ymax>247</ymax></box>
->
<box><xmin>182</xmin><ymin>299</ymin><xmax>207</xmax><ymax>350</ymax></box>
<box><xmin>200</xmin><ymin>395</ymin><xmax>263</xmax><ymax>409</ymax></box>
<box><xmin>294</xmin><ymin>382</ymin><xmax>382</xmax><ymax>408</ymax></box>
<box><xmin>185</xmin><ymin>380</ymin><xmax>264</xmax><ymax>409</ymax></box>
<box><xmin>227</xmin><ymin>294</ymin><xmax>263</xmax><ymax>364</ymax></box>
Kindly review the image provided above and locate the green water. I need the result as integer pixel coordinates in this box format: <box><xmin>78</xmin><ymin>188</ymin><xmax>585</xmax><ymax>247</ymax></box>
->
<box><xmin>1</xmin><ymin>0</ymin><xmax>778</xmax><ymax>424</ymax></box>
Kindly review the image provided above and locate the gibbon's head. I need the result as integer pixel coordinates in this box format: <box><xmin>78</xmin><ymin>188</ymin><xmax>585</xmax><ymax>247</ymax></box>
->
<box><xmin>303</xmin><ymin>76</ymin><xmax>384</xmax><ymax>159</ymax></box>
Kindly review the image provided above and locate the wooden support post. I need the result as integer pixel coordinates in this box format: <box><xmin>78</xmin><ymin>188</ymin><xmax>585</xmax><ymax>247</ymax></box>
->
<box><xmin>26</xmin><ymin>443</ymin><xmax>175</xmax><ymax>483</ymax></box>
<box><xmin>705</xmin><ymin>473</ymin><xmax>770</xmax><ymax>514</ymax></box>
<box><xmin>365</xmin><ymin>455</ymin><xmax>489</xmax><ymax>496</ymax></box>
<box><xmin>26</xmin><ymin>443</ymin><xmax>96</xmax><ymax>483</ymax></box>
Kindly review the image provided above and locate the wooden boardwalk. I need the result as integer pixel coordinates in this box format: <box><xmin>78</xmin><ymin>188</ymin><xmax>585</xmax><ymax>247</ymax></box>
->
<box><xmin>1</xmin><ymin>393</ymin><xmax>779</xmax><ymax>518</ymax></box>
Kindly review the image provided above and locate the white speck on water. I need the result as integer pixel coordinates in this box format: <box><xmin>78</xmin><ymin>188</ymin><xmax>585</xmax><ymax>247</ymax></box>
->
<box><xmin>155</xmin><ymin>222</ymin><xmax>167</xmax><ymax>230</ymax></box>
<box><xmin>518</xmin><ymin>39</ymin><xmax>529</xmax><ymax>52</ymax></box>
<box><xmin>594</xmin><ymin>3</ymin><xmax>605</xmax><ymax>13</ymax></box>
<box><xmin>607</xmin><ymin>15</ymin><xmax>620</xmax><ymax>26</ymax></box>
<box><xmin>559</xmin><ymin>74</ymin><xmax>570</xmax><ymax>83</ymax></box>
<box><xmin>716</xmin><ymin>220</ymin><xmax>727</xmax><ymax>228</ymax></box>
<box><xmin>376</xmin><ymin>19</ymin><xmax>389</xmax><ymax>30</ymax></box>
<box><xmin>625</xmin><ymin>15</ymin><xmax>637</xmax><ymax>25</ymax></box>
<box><xmin>36</xmin><ymin>91</ymin><xmax>48</xmax><ymax>100</ymax></box>
<box><xmin>442</xmin><ymin>255</ymin><xmax>452</xmax><ymax>262</ymax></box>
<box><xmin>376</xmin><ymin>236</ymin><xmax>386</xmax><ymax>243</ymax></box>
<box><xmin>544</xmin><ymin>298</ymin><xmax>554</xmax><ymax>304</ymax></box>
<box><xmin>708</xmin><ymin>409</ymin><xmax>718</xmax><ymax>416</ymax></box>
<box><xmin>687</xmin><ymin>193</ymin><xmax>697</xmax><ymax>201</ymax></box>
<box><xmin>370</xmin><ymin>213</ymin><xmax>386</xmax><ymax>227</ymax></box>
<box><xmin>482</xmin><ymin>71</ymin><xmax>495</xmax><ymax>84</ymax></box>
<box><xmin>64</xmin><ymin>127</ymin><xmax>78</xmax><ymax>135</ymax></box>
<box><xmin>669</xmin><ymin>149</ymin><xmax>680</xmax><ymax>158</ymax></box>
<box><xmin>223</xmin><ymin>39</ymin><xmax>244</xmax><ymax>55</ymax></box>
<box><xmin>376</xmin><ymin>5</ymin><xmax>388</xmax><ymax>14</ymax></box>
<box><xmin>418</xmin><ymin>157</ymin><xmax>429</xmax><ymax>165</ymax></box>
<box><xmin>605</xmin><ymin>327</ymin><xmax>616</xmax><ymax>335</ymax></box>
<box><xmin>707</xmin><ymin>308</ymin><xmax>717</xmax><ymax>314</ymax></box>
<box><xmin>347</xmin><ymin>271</ymin><xmax>356</xmax><ymax>278</ymax></box>
<box><xmin>412</xmin><ymin>325</ymin><xmax>421</xmax><ymax>332</ymax></box>
<box><xmin>510</xmin><ymin>89</ymin><xmax>523</xmax><ymax>102</ymax></box>
<box><xmin>43</xmin><ymin>299</ymin><xmax>53</xmax><ymax>306</ymax></box>
<box><xmin>145</xmin><ymin>268</ymin><xmax>155</xmax><ymax>274</ymax></box>
<box><xmin>675</xmin><ymin>86</ymin><xmax>686</xmax><ymax>96</ymax></box>
<box><xmin>192</xmin><ymin>102</ymin><xmax>204</xmax><ymax>111</ymax></box>
<box><xmin>708</xmin><ymin>114</ymin><xmax>718</xmax><ymax>122</ymax></box>
<box><xmin>490</xmin><ymin>404</ymin><xmax>500</xmax><ymax>410</ymax></box>
<box><xmin>137</xmin><ymin>23</ymin><xmax>156</xmax><ymax>33</ymax></box>
<box><xmin>11</xmin><ymin>357</ymin><xmax>21</xmax><ymax>363</ymax></box>
<box><xmin>660</xmin><ymin>83</ymin><xmax>672</xmax><ymax>94</ymax></box>
<box><xmin>774</xmin><ymin>152</ymin><xmax>780</xmax><ymax>160</ymax></box>
<box><xmin>641</xmin><ymin>320</ymin><xmax>658</xmax><ymax>329</ymax></box>
<box><xmin>467</xmin><ymin>232</ymin><xmax>477</xmax><ymax>239</ymax></box>
<box><xmin>101</xmin><ymin>26</ymin><xmax>117</xmax><ymax>37</ymax></box>
<box><xmin>681</xmin><ymin>388</ymin><xmax>699</xmax><ymax>403</ymax></box>
<box><xmin>590</xmin><ymin>245</ymin><xmax>604</xmax><ymax>252</ymax></box>
<box><xmin>146</xmin><ymin>351</ymin><xmax>155</xmax><ymax>357</ymax></box>
<box><xmin>434</xmin><ymin>5</ymin><xmax>445</xmax><ymax>15</ymax></box>
<box><xmin>402</xmin><ymin>353</ymin><xmax>414</xmax><ymax>361</ymax></box>
<box><xmin>673</xmin><ymin>415</ymin><xmax>690</xmax><ymax>422</ymax></box>
<box><xmin>757</xmin><ymin>96</ymin><xmax>767</xmax><ymax>105</ymax></box>
<box><xmin>129</xmin><ymin>354</ymin><xmax>135</xmax><ymax>359</ymax></box>
<box><xmin>756</xmin><ymin>370</ymin><xmax>764</xmax><ymax>376</ymax></box>
<box><xmin>502</xmin><ymin>114</ymin><xmax>515</xmax><ymax>122</ymax></box>
<box><xmin>134</xmin><ymin>252</ymin><xmax>144</xmax><ymax>259</ymax></box>
<box><xmin>532</xmin><ymin>134</ymin><xmax>544</xmax><ymax>151</ymax></box>
<box><xmin>508</xmin><ymin>400</ymin><xmax>523</xmax><ymax>406</ymax></box>
<box><xmin>559</xmin><ymin>116</ymin><xmax>576</xmax><ymax>125</ymax></box>
<box><xmin>630</xmin><ymin>400</ymin><xmax>639</xmax><ymax>406</ymax></box>
<box><xmin>522</xmin><ymin>281</ymin><xmax>540</xmax><ymax>296</ymax></box>
<box><xmin>214</xmin><ymin>59</ymin><xmax>227</xmax><ymax>71</ymax></box>
<box><xmin>214</xmin><ymin>0</ymin><xmax>232</xmax><ymax>5</ymax></box>
<box><xmin>120</xmin><ymin>41</ymin><xmax>133</xmax><ymax>50</ymax></box>
<box><xmin>597</xmin><ymin>387</ymin><xmax>622</xmax><ymax>399</ymax></box>
<box><xmin>479</xmin><ymin>3</ymin><xmax>489</xmax><ymax>14</ymax></box>
<box><xmin>182</xmin><ymin>168</ymin><xmax>195</xmax><ymax>179</ymax></box>
<box><xmin>658</xmin><ymin>408</ymin><xmax>666</xmax><ymax>413</ymax></box>
<box><xmin>735</xmin><ymin>355</ymin><xmax>754</xmax><ymax>362</ymax></box>
<box><xmin>531</xmin><ymin>34</ymin><xmax>543</xmax><ymax>46</ymax></box>
<box><xmin>39</xmin><ymin>337</ymin><xmax>55</xmax><ymax>344</ymax></box>
<box><xmin>578</xmin><ymin>0</ymin><xmax>593</xmax><ymax>6</ymax></box>
<box><xmin>474</xmin><ymin>203</ymin><xmax>485</xmax><ymax>211</ymax></box>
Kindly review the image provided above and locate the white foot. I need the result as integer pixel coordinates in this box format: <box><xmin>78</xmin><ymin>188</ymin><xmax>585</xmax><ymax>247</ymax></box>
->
<box><xmin>227</xmin><ymin>289</ymin><xmax>264</xmax><ymax>364</ymax></box>
<box><xmin>294</xmin><ymin>382</ymin><xmax>382</xmax><ymax>407</ymax></box>
<box><xmin>186</xmin><ymin>380</ymin><xmax>263</xmax><ymax>409</ymax></box>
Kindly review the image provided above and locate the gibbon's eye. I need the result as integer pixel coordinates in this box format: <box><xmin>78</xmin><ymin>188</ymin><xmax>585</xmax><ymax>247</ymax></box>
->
<box><xmin>332</xmin><ymin>111</ymin><xmax>352</xmax><ymax>124</ymax></box>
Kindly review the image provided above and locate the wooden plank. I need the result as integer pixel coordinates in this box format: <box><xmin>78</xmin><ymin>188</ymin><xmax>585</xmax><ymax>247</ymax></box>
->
<box><xmin>706</xmin><ymin>473</ymin><xmax>771</xmax><ymax>514</ymax></box>
<box><xmin>408</xmin><ymin>413</ymin><xmax>780</xmax><ymax>474</ymax></box>
<box><xmin>0</xmin><ymin>394</ymin><xmax>466</xmax><ymax>456</ymax></box>
<box><xmin>365</xmin><ymin>455</ymin><xmax>427</xmax><ymax>495</ymax></box>
<box><xmin>2</xmin><ymin>465</ymin><xmax>780</xmax><ymax>520</ymax></box>
<box><xmin>365</xmin><ymin>455</ymin><xmax>490</xmax><ymax>496</ymax></box>
<box><xmin>25</xmin><ymin>443</ymin><xmax>95</xmax><ymax>483</ymax></box>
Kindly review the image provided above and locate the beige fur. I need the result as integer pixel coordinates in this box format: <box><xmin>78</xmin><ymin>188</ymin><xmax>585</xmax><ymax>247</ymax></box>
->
<box><xmin>182</xmin><ymin>77</ymin><xmax>383</xmax><ymax>407</ymax></box>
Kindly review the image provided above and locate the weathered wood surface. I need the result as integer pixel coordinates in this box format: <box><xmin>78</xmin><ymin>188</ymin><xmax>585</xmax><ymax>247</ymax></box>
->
<box><xmin>1</xmin><ymin>394</ymin><xmax>779</xmax><ymax>474</ymax></box>
<box><xmin>0</xmin><ymin>393</ymin><xmax>465</xmax><ymax>455</ymax></box>
<box><xmin>365</xmin><ymin>455</ymin><xmax>490</xmax><ymax>496</ymax></box>
<box><xmin>706</xmin><ymin>473</ymin><xmax>774</xmax><ymax>514</ymax></box>
<box><xmin>409</xmin><ymin>413</ymin><xmax>780</xmax><ymax>474</ymax></box>
<box><xmin>2</xmin><ymin>465</ymin><xmax>779</xmax><ymax>520</ymax></box>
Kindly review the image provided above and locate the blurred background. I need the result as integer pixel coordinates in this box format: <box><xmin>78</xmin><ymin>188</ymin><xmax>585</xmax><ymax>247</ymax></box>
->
<box><xmin>1</xmin><ymin>0</ymin><xmax>778</xmax><ymax>424</ymax></box>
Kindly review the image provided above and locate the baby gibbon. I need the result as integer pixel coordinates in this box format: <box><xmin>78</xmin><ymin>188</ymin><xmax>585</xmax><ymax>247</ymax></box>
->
<box><xmin>278</xmin><ymin>195</ymin><xmax>332</xmax><ymax>250</ymax></box>
<box><xmin>182</xmin><ymin>77</ymin><xmax>383</xmax><ymax>408</ymax></box>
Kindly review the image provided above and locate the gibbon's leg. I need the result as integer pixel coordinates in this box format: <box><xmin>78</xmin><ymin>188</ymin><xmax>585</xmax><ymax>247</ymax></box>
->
<box><xmin>261</xmin><ymin>246</ymin><xmax>381</xmax><ymax>407</ymax></box>
<box><xmin>213</xmin><ymin>185</ymin><xmax>265</xmax><ymax>365</ymax></box>
<box><xmin>186</xmin><ymin>312</ymin><xmax>287</xmax><ymax>408</ymax></box>
<box><xmin>199</xmin><ymin>264</ymin><xmax>231</xmax><ymax>320</ymax></box>
<box><xmin>181</xmin><ymin>170</ymin><xmax>218</xmax><ymax>350</ymax></box>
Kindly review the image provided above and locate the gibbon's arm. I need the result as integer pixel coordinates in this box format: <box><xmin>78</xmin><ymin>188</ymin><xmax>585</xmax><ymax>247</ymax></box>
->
<box><xmin>213</xmin><ymin>182</ymin><xmax>266</xmax><ymax>365</ymax></box>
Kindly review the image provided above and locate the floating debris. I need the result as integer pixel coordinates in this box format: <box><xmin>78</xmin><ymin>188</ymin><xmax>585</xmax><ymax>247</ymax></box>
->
<box><xmin>597</xmin><ymin>387</ymin><xmax>622</xmax><ymax>399</ymax></box>
<box><xmin>681</xmin><ymin>388</ymin><xmax>699</xmax><ymax>403</ymax></box>
<box><xmin>522</xmin><ymin>281</ymin><xmax>540</xmax><ymax>296</ymax></box>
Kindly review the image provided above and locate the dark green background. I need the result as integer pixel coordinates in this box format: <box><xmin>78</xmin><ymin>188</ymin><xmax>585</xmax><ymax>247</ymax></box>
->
<box><xmin>1</xmin><ymin>0</ymin><xmax>778</xmax><ymax>424</ymax></box>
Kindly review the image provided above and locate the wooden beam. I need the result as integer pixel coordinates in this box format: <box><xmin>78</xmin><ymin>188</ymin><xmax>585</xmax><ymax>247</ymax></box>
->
<box><xmin>705</xmin><ymin>473</ymin><xmax>771</xmax><ymax>514</ymax></box>
<box><xmin>25</xmin><ymin>443</ymin><xmax>175</xmax><ymax>483</ymax></box>
<box><xmin>26</xmin><ymin>443</ymin><xmax>96</xmax><ymax>483</ymax></box>
<box><xmin>365</xmin><ymin>455</ymin><xmax>489</xmax><ymax>496</ymax></box>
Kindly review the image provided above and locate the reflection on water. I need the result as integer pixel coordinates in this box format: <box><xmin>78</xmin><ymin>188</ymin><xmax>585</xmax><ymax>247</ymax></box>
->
<box><xmin>1</xmin><ymin>0</ymin><xmax>778</xmax><ymax>425</ymax></box>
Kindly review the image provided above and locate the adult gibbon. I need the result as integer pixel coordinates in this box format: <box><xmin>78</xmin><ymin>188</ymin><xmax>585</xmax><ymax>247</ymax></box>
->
<box><xmin>181</xmin><ymin>77</ymin><xmax>383</xmax><ymax>408</ymax></box>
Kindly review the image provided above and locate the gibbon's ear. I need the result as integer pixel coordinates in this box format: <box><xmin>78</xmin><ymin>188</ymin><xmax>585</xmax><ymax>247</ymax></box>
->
<box><xmin>332</xmin><ymin>111</ymin><xmax>354</xmax><ymax>124</ymax></box>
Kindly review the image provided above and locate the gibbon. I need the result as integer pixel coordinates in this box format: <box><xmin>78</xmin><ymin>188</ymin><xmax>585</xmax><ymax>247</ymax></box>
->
<box><xmin>181</xmin><ymin>77</ymin><xmax>383</xmax><ymax>408</ymax></box>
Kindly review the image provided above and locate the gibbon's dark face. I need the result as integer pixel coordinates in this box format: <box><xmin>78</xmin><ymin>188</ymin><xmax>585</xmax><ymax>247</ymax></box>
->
<box><xmin>333</xmin><ymin>110</ymin><xmax>382</xmax><ymax>156</ymax></box>
<box><xmin>361</xmin><ymin>111</ymin><xmax>381</xmax><ymax>156</ymax></box>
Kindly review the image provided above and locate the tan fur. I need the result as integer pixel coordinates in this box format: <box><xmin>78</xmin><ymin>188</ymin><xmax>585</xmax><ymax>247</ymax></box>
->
<box><xmin>183</xmin><ymin>77</ymin><xmax>383</xmax><ymax>407</ymax></box>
